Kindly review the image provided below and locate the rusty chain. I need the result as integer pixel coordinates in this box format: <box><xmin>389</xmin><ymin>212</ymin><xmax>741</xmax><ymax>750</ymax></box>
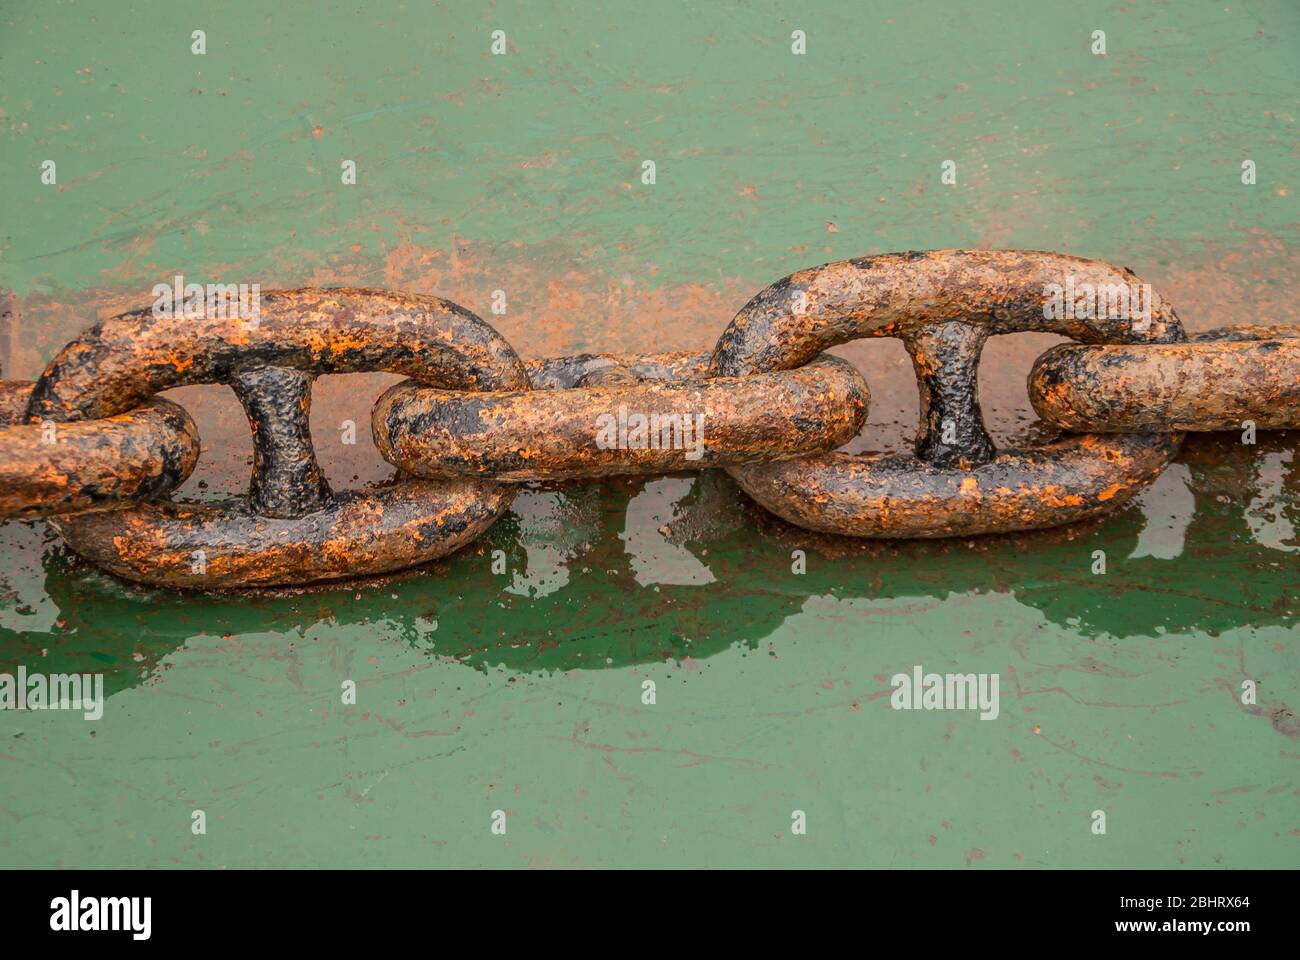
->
<box><xmin>1</xmin><ymin>249</ymin><xmax>1295</xmax><ymax>588</ymax></box>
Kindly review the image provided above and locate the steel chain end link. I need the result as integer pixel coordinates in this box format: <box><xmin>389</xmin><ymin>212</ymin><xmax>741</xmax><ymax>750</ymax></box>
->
<box><xmin>1</xmin><ymin>249</ymin><xmax>1294</xmax><ymax>588</ymax></box>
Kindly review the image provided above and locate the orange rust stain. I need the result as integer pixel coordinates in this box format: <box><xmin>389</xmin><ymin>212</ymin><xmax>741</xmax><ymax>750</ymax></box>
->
<box><xmin>327</xmin><ymin>333</ymin><xmax>370</xmax><ymax>356</ymax></box>
<box><xmin>1096</xmin><ymin>483</ymin><xmax>1124</xmax><ymax>501</ymax></box>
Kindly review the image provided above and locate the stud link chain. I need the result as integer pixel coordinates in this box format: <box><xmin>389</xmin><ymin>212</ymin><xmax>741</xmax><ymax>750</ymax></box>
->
<box><xmin>1</xmin><ymin>250</ymin><xmax>1294</xmax><ymax>587</ymax></box>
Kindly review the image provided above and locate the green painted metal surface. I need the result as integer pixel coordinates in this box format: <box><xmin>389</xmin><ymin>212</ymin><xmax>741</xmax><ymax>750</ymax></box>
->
<box><xmin>1</xmin><ymin>0</ymin><xmax>1296</xmax><ymax>868</ymax></box>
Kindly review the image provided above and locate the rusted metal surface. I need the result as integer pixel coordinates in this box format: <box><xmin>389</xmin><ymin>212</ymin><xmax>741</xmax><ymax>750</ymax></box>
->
<box><xmin>25</xmin><ymin>287</ymin><xmax>528</xmax><ymax>422</ymax></box>
<box><xmin>230</xmin><ymin>365</ymin><xmax>334</xmax><ymax>518</ymax></box>
<box><xmin>50</xmin><ymin>478</ymin><xmax>511</xmax><ymax>588</ymax></box>
<box><xmin>1030</xmin><ymin>324</ymin><xmax>1300</xmax><ymax>432</ymax></box>
<box><xmin>710</xmin><ymin>250</ymin><xmax>1185</xmax><ymax>536</ymax></box>
<box><xmin>373</xmin><ymin>352</ymin><xmax>868</xmax><ymax>481</ymax></box>
<box><xmin>25</xmin><ymin>288</ymin><xmax>526</xmax><ymax>587</ymax></box>
<box><xmin>6</xmin><ymin>251</ymin><xmax>1296</xmax><ymax>583</ymax></box>
<box><xmin>0</xmin><ymin>380</ymin><xmax>199</xmax><ymax>520</ymax></box>
<box><xmin>728</xmin><ymin>433</ymin><xmax>1180</xmax><ymax>538</ymax></box>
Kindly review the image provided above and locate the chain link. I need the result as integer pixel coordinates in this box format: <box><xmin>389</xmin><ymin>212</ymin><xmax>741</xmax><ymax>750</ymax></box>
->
<box><xmin>710</xmin><ymin>249</ymin><xmax>1186</xmax><ymax>537</ymax></box>
<box><xmin>0</xmin><ymin>380</ymin><xmax>199</xmax><ymax>520</ymax></box>
<box><xmin>1</xmin><ymin>250</ymin><xmax>1294</xmax><ymax>587</ymax></box>
<box><xmin>373</xmin><ymin>352</ymin><xmax>868</xmax><ymax>481</ymax></box>
<box><xmin>23</xmin><ymin>288</ymin><xmax>525</xmax><ymax>588</ymax></box>
<box><xmin>1031</xmin><ymin>324</ymin><xmax>1300</xmax><ymax>432</ymax></box>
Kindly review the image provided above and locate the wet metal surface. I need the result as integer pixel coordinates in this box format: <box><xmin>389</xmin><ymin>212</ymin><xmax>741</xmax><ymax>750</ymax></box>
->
<box><xmin>50</xmin><ymin>478</ymin><xmax>513</xmax><ymax>588</ymax></box>
<box><xmin>375</xmin><ymin>352</ymin><xmax>868</xmax><ymax>480</ymax></box>
<box><xmin>30</xmin><ymin>289</ymin><xmax>526</xmax><ymax>587</ymax></box>
<box><xmin>0</xmin><ymin>381</ymin><xmax>199</xmax><ymax>520</ymax></box>
<box><xmin>1031</xmin><ymin>325</ymin><xmax>1300</xmax><ymax>432</ymax></box>
<box><xmin>712</xmin><ymin>251</ymin><xmax>1185</xmax><ymax>536</ymax></box>
<box><xmin>729</xmin><ymin>432</ymin><xmax>1181</xmax><ymax>538</ymax></box>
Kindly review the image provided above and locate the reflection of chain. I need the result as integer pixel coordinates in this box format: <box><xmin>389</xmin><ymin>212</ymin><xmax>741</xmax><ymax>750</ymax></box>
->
<box><xmin>2</xmin><ymin>250</ymin><xmax>1295</xmax><ymax>588</ymax></box>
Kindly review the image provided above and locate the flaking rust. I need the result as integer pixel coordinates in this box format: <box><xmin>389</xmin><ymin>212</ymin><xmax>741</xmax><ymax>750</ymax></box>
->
<box><xmin>0</xmin><ymin>381</ymin><xmax>199</xmax><ymax>520</ymax></box>
<box><xmin>25</xmin><ymin>287</ymin><xmax>527</xmax><ymax>422</ymax></box>
<box><xmin>25</xmin><ymin>288</ymin><xmax>526</xmax><ymax>588</ymax></box>
<box><xmin>711</xmin><ymin>250</ymin><xmax>1186</xmax><ymax>537</ymax></box>
<box><xmin>729</xmin><ymin>433</ymin><xmax>1180</xmax><ymax>538</ymax></box>
<box><xmin>51</xmin><ymin>479</ymin><xmax>512</xmax><ymax>588</ymax></box>
<box><xmin>373</xmin><ymin>352</ymin><xmax>869</xmax><ymax>481</ymax></box>
<box><xmin>5</xmin><ymin>252</ymin><xmax>1294</xmax><ymax>586</ymax></box>
<box><xmin>1030</xmin><ymin>324</ymin><xmax>1300</xmax><ymax>432</ymax></box>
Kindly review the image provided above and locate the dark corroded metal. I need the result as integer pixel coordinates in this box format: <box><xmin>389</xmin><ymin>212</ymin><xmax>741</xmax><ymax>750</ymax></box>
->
<box><xmin>906</xmin><ymin>320</ymin><xmax>994</xmax><ymax>467</ymax></box>
<box><xmin>229</xmin><ymin>366</ymin><xmax>333</xmax><ymax>518</ymax></box>
<box><xmin>373</xmin><ymin>352</ymin><xmax>868</xmax><ymax>481</ymax></box>
<box><xmin>27</xmin><ymin>288</ymin><xmax>528</xmax><ymax>587</ymax></box>
<box><xmin>51</xmin><ymin>480</ymin><xmax>512</xmax><ymax>589</ymax></box>
<box><xmin>7</xmin><ymin>252</ymin><xmax>1286</xmax><ymax>583</ymax></box>
<box><xmin>26</xmin><ymin>287</ymin><xmax>528</xmax><ymax>421</ymax></box>
<box><xmin>0</xmin><ymin>380</ymin><xmax>199</xmax><ymax>520</ymax></box>
<box><xmin>1030</xmin><ymin>324</ymin><xmax>1300</xmax><ymax>432</ymax></box>
<box><xmin>730</xmin><ymin>434</ymin><xmax>1180</xmax><ymax>538</ymax></box>
<box><xmin>711</xmin><ymin>249</ymin><xmax>1185</xmax><ymax>537</ymax></box>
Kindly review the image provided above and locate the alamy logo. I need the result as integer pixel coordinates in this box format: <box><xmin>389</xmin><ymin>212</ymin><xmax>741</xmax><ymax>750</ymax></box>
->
<box><xmin>50</xmin><ymin>890</ymin><xmax>151</xmax><ymax>940</ymax></box>
<box><xmin>1042</xmin><ymin>275</ymin><xmax>1153</xmax><ymax>326</ymax></box>
<box><xmin>890</xmin><ymin>664</ymin><xmax>1000</xmax><ymax>720</ymax></box>
<box><xmin>152</xmin><ymin>274</ymin><xmax>261</xmax><ymax>326</ymax></box>
<box><xmin>0</xmin><ymin>667</ymin><xmax>104</xmax><ymax>720</ymax></box>
<box><xmin>595</xmin><ymin>406</ymin><xmax>706</xmax><ymax>460</ymax></box>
